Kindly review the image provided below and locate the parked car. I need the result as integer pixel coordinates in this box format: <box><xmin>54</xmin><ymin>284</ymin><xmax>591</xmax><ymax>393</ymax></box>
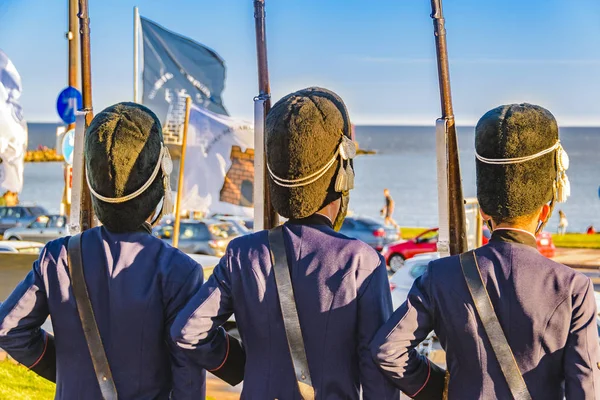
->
<box><xmin>338</xmin><ymin>216</ymin><xmax>399</xmax><ymax>251</ymax></box>
<box><xmin>0</xmin><ymin>240</ymin><xmax>45</xmax><ymax>255</ymax></box>
<box><xmin>390</xmin><ymin>252</ymin><xmax>439</xmax><ymax>310</ymax></box>
<box><xmin>382</xmin><ymin>228</ymin><xmax>440</xmax><ymax>271</ymax></box>
<box><xmin>212</xmin><ymin>215</ymin><xmax>253</xmax><ymax>234</ymax></box>
<box><xmin>383</xmin><ymin>226</ymin><xmax>556</xmax><ymax>271</ymax></box>
<box><xmin>4</xmin><ymin>215</ymin><xmax>67</xmax><ymax>243</ymax></box>
<box><xmin>0</xmin><ymin>205</ymin><xmax>48</xmax><ymax>235</ymax></box>
<box><xmin>153</xmin><ymin>219</ymin><xmax>241</xmax><ymax>257</ymax></box>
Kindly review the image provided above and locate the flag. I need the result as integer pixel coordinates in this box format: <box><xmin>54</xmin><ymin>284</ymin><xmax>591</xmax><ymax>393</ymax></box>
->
<box><xmin>140</xmin><ymin>16</ymin><xmax>228</xmax><ymax>144</ymax></box>
<box><xmin>179</xmin><ymin>104</ymin><xmax>254</xmax><ymax>217</ymax></box>
<box><xmin>0</xmin><ymin>49</ymin><xmax>27</xmax><ymax>194</ymax></box>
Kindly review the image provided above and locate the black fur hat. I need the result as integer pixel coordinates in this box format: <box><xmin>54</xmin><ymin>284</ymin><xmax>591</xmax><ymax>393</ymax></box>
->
<box><xmin>85</xmin><ymin>102</ymin><xmax>164</xmax><ymax>232</ymax></box>
<box><xmin>475</xmin><ymin>103</ymin><xmax>558</xmax><ymax>220</ymax></box>
<box><xmin>266</xmin><ymin>87</ymin><xmax>352</xmax><ymax>219</ymax></box>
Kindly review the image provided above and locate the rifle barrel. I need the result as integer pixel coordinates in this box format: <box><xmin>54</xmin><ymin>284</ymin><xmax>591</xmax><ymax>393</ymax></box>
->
<box><xmin>253</xmin><ymin>0</ymin><xmax>278</xmax><ymax>230</ymax></box>
<box><xmin>430</xmin><ymin>0</ymin><xmax>468</xmax><ymax>255</ymax></box>
<box><xmin>78</xmin><ymin>0</ymin><xmax>94</xmax><ymax>231</ymax></box>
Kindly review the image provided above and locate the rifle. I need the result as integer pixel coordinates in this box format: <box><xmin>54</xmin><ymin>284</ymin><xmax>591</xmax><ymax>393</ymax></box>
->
<box><xmin>253</xmin><ymin>0</ymin><xmax>278</xmax><ymax>231</ymax></box>
<box><xmin>430</xmin><ymin>0</ymin><xmax>467</xmax><ymax>256</ymax></box>
<box><xmin>70</xmin><ymin>0</ymin><xmax>94</xmax><ymax>233</ymax></box>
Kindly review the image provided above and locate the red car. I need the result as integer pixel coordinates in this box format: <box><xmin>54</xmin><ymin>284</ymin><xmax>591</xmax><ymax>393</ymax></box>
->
<box><xmin>382</xmin><ymin>227</ymin><xmax>555</xmax><ymax>271</ymax></box>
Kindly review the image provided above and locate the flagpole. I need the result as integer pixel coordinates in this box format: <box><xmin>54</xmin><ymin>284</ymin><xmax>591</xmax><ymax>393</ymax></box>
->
<box><xmin>77</xmin><ymin>0</ymin><xmax>94</xmax><ymax>231</ymax></box>
<box><xmin>133</xmin><ymin>6</ymin><xmax>140</xmax><ymax>103</ymax></box>
<box><xmin>172</xmin><ymin>96</ymin><xmax>192</xmax><ymax>249</ymax></box>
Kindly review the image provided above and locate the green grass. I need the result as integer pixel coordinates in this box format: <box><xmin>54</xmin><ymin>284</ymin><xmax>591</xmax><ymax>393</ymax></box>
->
<box><xmin>0</xmin><ymin>359</ymin><xmax>55</xmax><ymax>400</ymax></box>
<box><xmin>552</xmin><ymin>233</ymin><xmax>600</xmax><ymax>249</ymax></box>
<box><xmin>0</xmin><ymin>359</ymin><xmax>220</xmax><ymax>400</ymax></box>
<box><xmin>399</xmin><ymin>227</ymin><xmax>428</xmax><ymax>239</ymax></box>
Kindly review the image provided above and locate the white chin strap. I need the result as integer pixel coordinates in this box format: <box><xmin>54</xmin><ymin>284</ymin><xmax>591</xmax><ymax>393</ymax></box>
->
<box><xmin>476</xmin><ymin>140</ymin><xmax>570</xmax><ymax>203</ymax></box>
<box><xmin>86</xmin><ymin>143</ymin><xmax>174</xmax><ymax>223</ymax></box>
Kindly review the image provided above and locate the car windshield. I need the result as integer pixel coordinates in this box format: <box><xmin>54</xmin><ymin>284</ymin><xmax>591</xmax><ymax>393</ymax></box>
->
<box><xmin>208</xmin><ymin>223</ymin><xmax>239</xmax><ymax>239</ymax></box>
<box><xmin>409</xmin><ymin>262</ymin><xmax>429</xmax><ymax>279</ymax></box>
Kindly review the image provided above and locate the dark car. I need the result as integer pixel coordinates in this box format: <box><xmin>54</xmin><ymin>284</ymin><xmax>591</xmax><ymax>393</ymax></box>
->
<box><xmin>338</xmin><ymin>216</ymin><xmax>399</xmax><ymax>251</ymax></box>
<box><xmin>153</xmin><ymin>219</ymin><xmax>241</xmax><ymax>257</ymax></box>
<box><xmin>0</xmin><ymin>206</ymin><xmax>48</xmax><ymax>235</ymax></box>
<box><xmin>4</xmin><ymin>215</ymin><xmax>67</xmax><ymax>243</ymax></box>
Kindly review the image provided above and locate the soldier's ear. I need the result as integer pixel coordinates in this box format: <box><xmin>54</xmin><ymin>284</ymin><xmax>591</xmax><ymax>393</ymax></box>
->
<box><xmin>538</xmin><ymin>204</ymin><xmax>551</xmax><ymax>224</ymax></box>
<box><xmin>480</xmin><ymin>208</ymin><xmax>492</xmax><ymax>222</ymax></box>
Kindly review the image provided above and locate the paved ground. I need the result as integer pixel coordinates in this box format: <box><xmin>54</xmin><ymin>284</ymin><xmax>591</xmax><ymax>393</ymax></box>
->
<box><xmin>206</xmin><ymin>374</ymin><xmax>242</xmax><ymax>399</ymax></box>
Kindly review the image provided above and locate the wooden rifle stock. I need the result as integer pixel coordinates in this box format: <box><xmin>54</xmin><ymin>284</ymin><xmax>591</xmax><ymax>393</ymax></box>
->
<box><xmin>253</xmin><ymin>0</ymin><xmax>278</xmax><ymax>230</ymax></box>
<box><xmin>77</xmin><ymin>0</ymin><xmax>94</xmax><ymax>231</ymax></box>
<box><xmin>430</xmin><ymin>0</ymin><xmax>467</xmax><ymax>255</ymax></box>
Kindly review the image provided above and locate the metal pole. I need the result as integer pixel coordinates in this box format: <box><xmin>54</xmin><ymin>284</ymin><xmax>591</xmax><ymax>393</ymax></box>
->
<box><xmin>253</xmin><ymin>0</ymin><xmax>278</xmax><ymax>231</ymax></box>
<box><xmin>172</xmin><ymin>96</ymin><xmax>192</xmax><ymax>249</ymax></box>
<box><xmin>430</xmin><ymin>0</ymin><xmax>467</xmax><ymax>255</ymax></box>
<box><xmin>77</xmin><ymin>0</ymin><xmax>94</xmax><ymax>231</ymax></box>
<box><xmin>133</xmin><ymin>6</ymin><xmax>140</xmax><ymax>103</ymax></box>
<box><xmin>62</xmin><ymin>0</ymin><xmax>79</xmax><ymax>219</ymax></box>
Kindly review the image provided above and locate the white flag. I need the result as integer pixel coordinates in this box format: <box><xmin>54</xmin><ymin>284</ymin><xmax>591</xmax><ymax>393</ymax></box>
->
<box><xmin>180</xmin><ymin>104</ymin><xmax>254</xmax><ymax>217</ymax></box>
<box><xmin>0</xmin><ymin>50</ymin><xmax>27</xmax><ymax>194</ymax></box>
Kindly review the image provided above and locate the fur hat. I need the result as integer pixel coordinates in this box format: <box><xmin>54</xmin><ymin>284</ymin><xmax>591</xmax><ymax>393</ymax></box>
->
<box><xmin>475</xmin><ymin>103</ymin><xmax>561</xmax><ymax>220</ymax></box>
<box><xmin>266</xmin><ymin>87</ymin><xmax>354</xmax><ymax>219</ymax></box>
<box><xmin>85</xmin><ymin>102</ymin><xmax>164</xmax><ymax>232</ymax></box>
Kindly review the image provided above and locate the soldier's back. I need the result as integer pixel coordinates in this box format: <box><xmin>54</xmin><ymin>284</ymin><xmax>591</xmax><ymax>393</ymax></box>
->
<box><xmin>429</xmin><ymin>237</ymin><xmax>597</xmax><ymax>399</ymax></box>
<box><xmin>41</xmin><ymin>227</ymin><xmax>204</xmax><ymax>399</ymax></box>
<box><xmin>225</xmin><ymin>221</ymin><xmax>395</xmax><ymax>399</ymax></box>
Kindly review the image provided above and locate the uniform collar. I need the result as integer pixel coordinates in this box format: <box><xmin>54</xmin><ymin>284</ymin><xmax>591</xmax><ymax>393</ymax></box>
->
<box><xmin>490</xmin><ymin>228</ymin><xmax>537</xmax><ymax>249</ymax></box>
<box><xmin>287</xmin><ymin>213</ymin><xmax>333</xmax><ymax>229</ymax></box>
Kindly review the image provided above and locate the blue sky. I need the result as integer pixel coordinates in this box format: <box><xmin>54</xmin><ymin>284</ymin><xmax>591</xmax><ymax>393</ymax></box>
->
<box><xmin>1</xmin><ymin>0</ymin><xmax>600</xmax><ymax>125</ymax></box>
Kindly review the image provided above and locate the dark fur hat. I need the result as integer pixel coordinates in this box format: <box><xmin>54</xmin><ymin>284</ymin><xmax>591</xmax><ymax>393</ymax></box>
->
<box><xmin>266</xmin><ymin>87</ymin><xmax>352</xmax><ymax>219</ymax></box>
<box><xmin>475</xmin><ymin>103</ymin><xmax>558</xmax><ymax>220</ymax></box>
<box><xmin>85</xmin><ymin>102</ymin><xmax>164</xmax><ymax>232</ymax></box>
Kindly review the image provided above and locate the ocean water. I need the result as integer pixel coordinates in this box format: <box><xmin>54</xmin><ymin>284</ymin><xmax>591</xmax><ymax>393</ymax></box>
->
<box><xmin>20</xmin><ymin>123</ymin><xmax>600</xmax><ymax>232</ymax></box>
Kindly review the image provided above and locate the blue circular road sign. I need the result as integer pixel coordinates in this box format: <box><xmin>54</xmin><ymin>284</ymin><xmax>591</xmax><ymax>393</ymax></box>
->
<box><xmin>56</xmin><ymin>86</ymin><xmax>82</xmax><ymax>124</ymax></box>
<box><xmin>61</xmin><ymin>129</ymin><xmax>75</xmax><ymax>165</ymax></box>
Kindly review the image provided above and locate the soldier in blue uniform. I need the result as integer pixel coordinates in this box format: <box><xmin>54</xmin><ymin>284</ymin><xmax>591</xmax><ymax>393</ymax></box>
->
<box><xmin>371</xmin><ymin>104</ymin><xmax>600</xmax><ymax>399</ymax></box>
<box><xmin>0</xmin><ymin>103</ymin><xmax>210</xmax><ymax>399</ymax></box>
<box><xmin>172</xmin><ymin>87</ymin><xmax>400</xmax><ymax>399</ymax></box>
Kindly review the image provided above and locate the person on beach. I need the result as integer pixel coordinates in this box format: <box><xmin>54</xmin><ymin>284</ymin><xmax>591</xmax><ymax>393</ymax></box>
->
<box><xmin>172</xmin><ymin>87</ymin><xmax>399</xmax><ymax>399</ymax></box>
<box><xmin>381</xmin><ymin>188</ymin><xmax>400</xmax><ymax>231</ymax></box>
<box><xmin>558</xmin><ymin>209</ymin><xmax>568</xmax><ymax>235</ymax></box>
<box><xmin>0</xmin><ymin>103</ymin><xmax>228</xmax><ymax>399</ymax></box>
<box><xmin>371</xmin><ymin>104</ymin><xmax>599</xmax><ymax>399</ymax></box>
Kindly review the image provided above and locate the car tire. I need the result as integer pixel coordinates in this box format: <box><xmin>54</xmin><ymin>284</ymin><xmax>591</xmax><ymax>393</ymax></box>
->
<box><xmin>389</xmin><ymin>254</ymin><xmax>405</xmax><ymax>272</ymax></box>
<box><xmin>8</xmin><ymin>236</ymin><xmax>19</xmax><ymax>241</ymax></box>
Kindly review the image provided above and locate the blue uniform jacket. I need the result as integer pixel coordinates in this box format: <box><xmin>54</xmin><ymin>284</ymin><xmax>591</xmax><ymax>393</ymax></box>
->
<box><xmin>172</xmin><ymin>215</ymin><xmax>400</xmax><ymax>399</ymax></box>
<box><xmin>371</xmin><ymin>229</ymin><xmax>600</xmax><ymax>399</ymax></box>
<box><xmin>0</xmin><ymin>226</ymin><xmax>206</xmax><ymax>399</ymax></box>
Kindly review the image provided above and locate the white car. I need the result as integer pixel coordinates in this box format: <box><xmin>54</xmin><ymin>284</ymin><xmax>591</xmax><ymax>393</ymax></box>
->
<box><xmin>390</xmin><ymin>252</ymin><xmax>440</xmax><ymax>310</ymax></box>
<box><xmin>595</xmin><ymin>291</ymin><xmax>600</xmax><ymax>316</ymax></box>
<box><xmin>0</xmin><ymin>240</ymin><xmax>44</xmax><ymax>255</ymax></box>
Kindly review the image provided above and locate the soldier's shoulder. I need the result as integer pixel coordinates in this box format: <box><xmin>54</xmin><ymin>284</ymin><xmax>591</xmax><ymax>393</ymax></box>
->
<box><xmin>428</xmin><ymin>253</ymin><xmax>462</xmax><ymax>276</ymax></box>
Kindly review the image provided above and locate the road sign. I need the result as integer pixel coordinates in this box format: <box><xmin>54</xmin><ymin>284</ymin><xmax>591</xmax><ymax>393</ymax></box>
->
<box><xmin>61</xmin><ymin>129</ymin><xmax>75</xmax><ymax>165</ymax></box>
<box><xmin>56</xmin><ymin>86</ymin><xmax>82</xmax><ymax>124</ymax></box>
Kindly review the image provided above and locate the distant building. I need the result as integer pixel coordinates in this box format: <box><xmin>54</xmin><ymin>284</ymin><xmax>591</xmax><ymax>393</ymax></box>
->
<box><xmin>220</xmin><ymin>145</ymin><xmax>254</xmax><ymax>207</ymax></box>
